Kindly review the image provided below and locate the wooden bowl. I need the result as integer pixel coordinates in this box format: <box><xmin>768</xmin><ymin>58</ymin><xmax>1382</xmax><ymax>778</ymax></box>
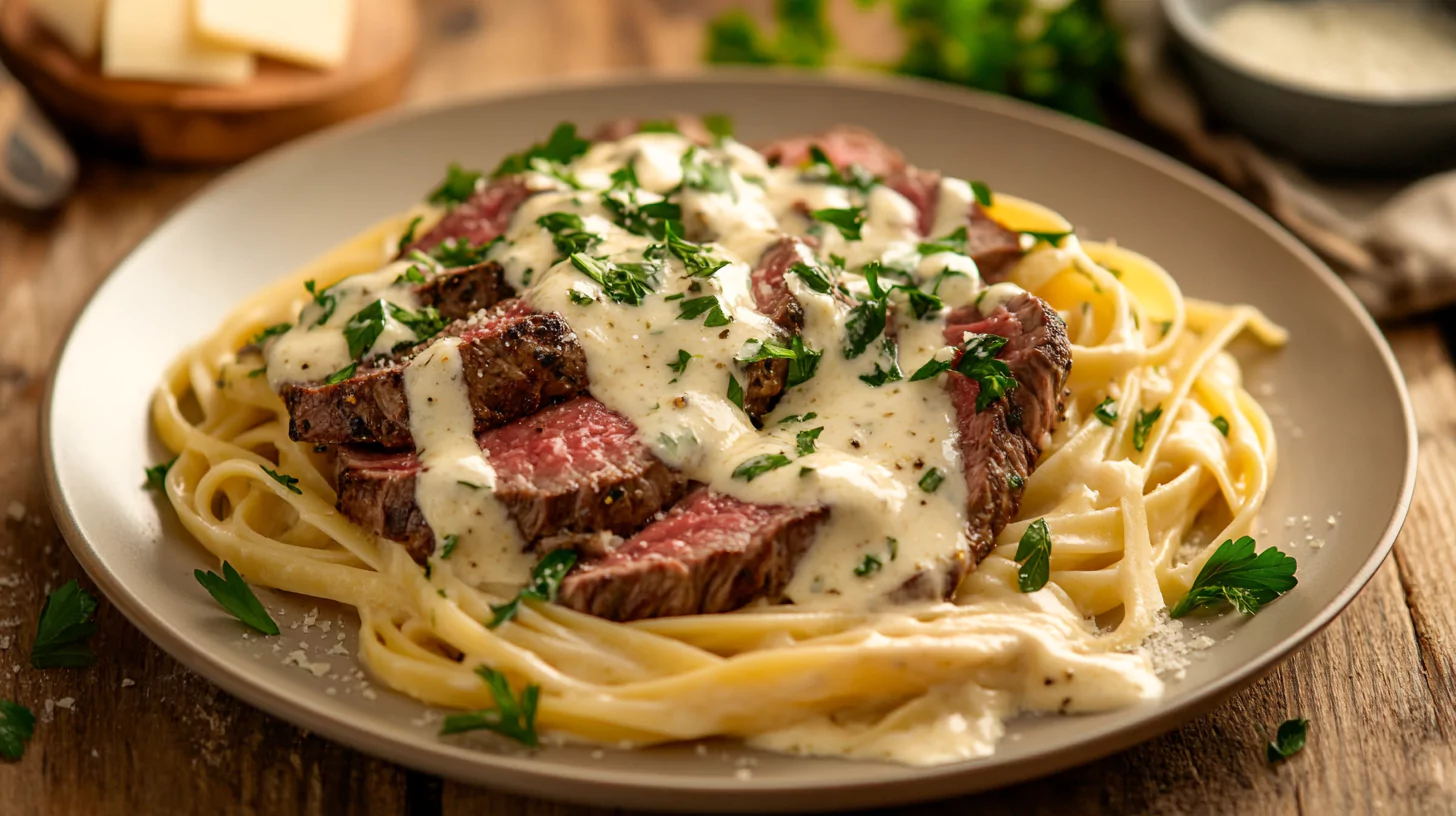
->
<box><xmin>0</xmin><ymin>0</ymin><xmax>418</xmax><ymax>165</ymax></box>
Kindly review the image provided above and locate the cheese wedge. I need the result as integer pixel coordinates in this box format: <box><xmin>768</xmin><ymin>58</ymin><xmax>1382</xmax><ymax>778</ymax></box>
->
<box><xmin>193</xmin><ymin>0</ymin><xmax>354</xmax><ymax>70</ymax></box>
<box><xmin>103</xmin><ymin>0</ymin><xmax>255</xmax><ymax>85</ymax></box>
<box><xmin>27</xmin><ymin>0</ymin><xmax>106</xmax><ymax>59</ymax></box>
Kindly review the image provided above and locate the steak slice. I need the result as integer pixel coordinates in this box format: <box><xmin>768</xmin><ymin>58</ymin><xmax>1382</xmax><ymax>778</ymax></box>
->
<box><xmin>739</xmin><ymin>236</ymin><xmax>817</xmax><ymax>422</ymax></box>
<box><xmin>944</xmin><ymin>291</ymin><xmax>1072</xmax><ymax>569</ymax></box>
<box><xmin>557</xmin><ymin>488</ymin><xmax>829</xmax><ymax>621</ymax></box>
<box><xmin>758</xmin><ymin>126</ymin><xmax>907</xmax><ymax>177</ymax></box>
<box><xmin>335</xmin><ymin>398</ymin><xmax>686</xmax><ymax>562</ymax></box>
<box><xmin>404</xmin><ymin>176</ymin><xmax>534</xmax><ymax>256</ymax></box>
<box><xmin>414</xmin><ymin>261</ymin><xmax>513</xmax><ymax>321</ymax></box>
<box><xmin>887</xmin><ymin>169</ymin><xmax>1025</xmax><ymax>282</ymax></box>
<box><xmin>281</xmin><ymin>300</ymin><xmax>588</xmax><ymax>447</ymax></box>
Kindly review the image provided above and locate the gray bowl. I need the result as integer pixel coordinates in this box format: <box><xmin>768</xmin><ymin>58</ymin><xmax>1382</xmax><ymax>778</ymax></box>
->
<box><xmin>1162</xmin><ymin>0</ymin><xmax>1456</xmax><ymax>174</ymax></box>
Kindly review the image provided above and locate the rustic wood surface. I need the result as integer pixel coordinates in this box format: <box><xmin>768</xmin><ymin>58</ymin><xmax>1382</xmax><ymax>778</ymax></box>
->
<box><xmin>1</xmin><ymin>1</ymin><xmax>1451</xmax><ymax>813</ymax></box>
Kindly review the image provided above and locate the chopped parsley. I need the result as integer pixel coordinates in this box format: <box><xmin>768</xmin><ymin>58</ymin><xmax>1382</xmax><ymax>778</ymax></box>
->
<box><xmin>427</xmin><ymin>164</ymin><xmax>483</xmax><ymax>207</ymax></box>
<box><xmin>788</xmin><ymin>261</ymin><xmax>835</xmax><ymax>294</ymax></box>
<box><xmin>703</xmin><ymin>114</ymin><xmax>734</xmax><ymax>140</ymax></box>
<box><xmin>250</xmin><ymin>323</ymin><xmax>291</xmax><ymax>346</ymax></box>
<box><xmin>261</xmin><ymin>466</ymin><xmax>302</xmax><ymax>495</ymax></box>
<box><xmin>324</xmin><ymin>362</ymin><xmax>357</xmax><ymax>385</ymax></box>
<box><xmin>736</xmin><ymin>335</ymin><xmax>821</xmax><ymax>388</ymax></box>
<box><xmin>457</xmin><ymin>481</ymin><xmax>484</xmax><ymax>490</ymax></box>
<box><xmin>1212</xmin><ymin>416</ymin><xmax>1230</xmax><ymax>437</ymax></box>
<box><xmin>491</xmin><ymin>122</ymin><xmax>590</xmax><ymax>180</ymax></box>
<box><xmin>917</xmin><ymin>226</ymin><xmax>968</xmax><ymax>256</ymax></box>
<box><xmin>801</xmin><ymin>145</ymin><xmax>877</xmax><ymax>192</ymax></box>
<box><xmin>961</xmin><ymin>334</ymin><xmax>1020</xmax><ymax>412</ymax></box>
<box><xmin>778</xmin><ymin>412</ymin><xmax>818</xmax><ymax>425</ymax></box>
<box><xmin>680</xmin><ymin>147</ymin><xmax>732</xmax><ymax>193</ymax></box>
<box><xmin>194</xmin><ymin>561</ymin><xmax>280</xmax><ymax>635</ymax></box>
<box><xmin>810</xmin><ymin>206</ymin><xmax>865</xmax><ymax>241</ymax></box>
<box><xmin>1009</xmin><ymin>472</ymin><xmax>1024</xmax><ymax>489</ymax></box>
<box><xmin>1093</xmin><ymin>397</ymin><xmax>1118</xmax><ymax>426</ymax></box>
<box><xmin>732</xmin><ymin>453</ymin><xmax>792</xmax><ymax>481</ymax></box>
<box><xmin>667</xmin><ymin>349</ymin><xmax>695</xmax><ymax>378</ymax></box>
<box><xmin>567</xmin><ymin>289</ymin><xmax>595</xmax><ymax>306</ymax></box>
<box><xmin>304</xmin><ymin>280</ymin><xmax>337</xmax><ymax>326</ymax></box>
<box><xmin>970</xmin><ymin>180</ymin><xmax>994</xmax><ymax>207</ymax></box>
<box><xmin>567</xmin><ymin>253</ymin><xmax>659</xmax><ymax>306</ymax></box>
<box><xmin>1132</xmin><ymin>405</ymin><xmax>1162</xmax><ymax>452</ymax></box>
<box><xmin>678</xmin><ymin>295</ymin><xmax>733</xmax><ymax>327</ymax></box>
<box><xmin>854</xmin><ymin>554</ymin><xmax>883</xmax><ymax>577</ymax></box>
<box><xmin>0</xmin><ymin>700</ymin><xmax>34</xmax><ymax>761</ymax></box>
<box><xmin>394</xmin><ymin>265</ymin><xmax>427</xmax><ymax>285</ymax></box>
<box><xmin>842</xmin><ymin>298</ymin><xmax>887</xmax><ymax>359</ymax></box>
<box><xmin>1022</xmin><ymin>229</ymin><xmax>1073</xmax><ymax>246</ymax></box>
<box><xmin>1014</xmin><ymin>519</ymin><xmax>1052</xmax><ymax>593</ymax></box>
<box><xmin>29</xmin><ymin>580</ymin><xmax>98</xmax><ymax>669</ymax></box>
<box><xmin>487</xmin><ymin>549</ymin><xmax>579</xmax><ymax>629</ymax></box>
<box><xmin>863</xmin><ymin>262</ymin><xmax>942</xmax><ymax>319</ymax></box>
<box><xmin>143</xmin><ymin>456</ymin><xmax>178</xmax><ymax>491</ymax></box>
<box><xmin>1267</xmin><ymin>718</ymin><xmax>1309</xmax><ymax>763</ymax></box>
<box><xmin>1159</xmin><ymin>320</ymin><xmax>1173</xmax><ymax>337</ymax></box>
<box><xmin>664</xmin><ymin>223</ymin><xmax>729</xmax><ymax>277</ymax></box>
<box><xmin>343</xmin><ymin>300</ymin><xmax>446</xmax><ymax>359</ymax></box>
<box><xmin>430</xmin><ymin>236</ymin><xmax>497</xmax><ymax>267</ymax></box>
<box><xmin>795</xmin><ymin>426</ymin><xmax>823</xmax><ymax>456</ymax></box>
<box><xmin>247</xmin><ymin>368</ymin><xmax>267</xmax><ymax>378</ymax></box>
<box><xmin>918</xmin><ymin>468</ymin><xmax>944</xmax><ymax>493</ymax></box>
<box><xmin>859</xmin><ymin>337</ymin><xmax>904</xmax><ymax>387</ymax></box>
<box><xmin>536</xmin><ymin>211</ymin><xmax>601</xmax><ymax>259</ymax></box>
<box><xmin>440</xmin><ymin>534</ymin><xmax>460</xmax><ymax>559</ymax></box>
<box><xmin>638</xmin><ymin>119</ymin><xmax>678</xmax><ymax>133</ymax></box>
<box><xmin>726</xmin><ymin>372</ymin><xmax>746</xmax><ymax>412</ymax></box>
<box><xmin>600</xmin><ymin>178</ymin><xmax>682</xmax><ymax>240</ymax></box>
<box><xmin>1170</xmin><ymin>536</ymin><xmax>1298</xmax><ymax>618</ymax></box>
<box><xmin>439</xmin><ymin>666</ymin><xmax>541</xmax><ymax>747</ymax></box>
<box><xmin>396</xmin><ymin>215</ymin><xmax>424</xmax><ymax>254</ymax></box>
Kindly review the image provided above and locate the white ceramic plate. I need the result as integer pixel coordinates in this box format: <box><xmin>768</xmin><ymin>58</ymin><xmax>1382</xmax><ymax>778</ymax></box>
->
<box><xmin>42</xmin><ymin>73</ymin><xmax>1416</xmax><ymax>812</ymax></box>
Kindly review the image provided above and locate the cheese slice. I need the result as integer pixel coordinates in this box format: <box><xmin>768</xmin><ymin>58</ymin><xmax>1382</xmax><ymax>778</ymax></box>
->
<box><xmin>193</xmin><ymin>0</ymin><xmax>354</xmax><ymax>70</ymax></box>
<box><xmin>103</xmin><ymin>0</ymin><xmax>255</xmax><ymax>85</ymax></box>
<box><xmin>27</xmin><ymin>0</ymin><xmax>106</xmax><ymax>59</ymax></box>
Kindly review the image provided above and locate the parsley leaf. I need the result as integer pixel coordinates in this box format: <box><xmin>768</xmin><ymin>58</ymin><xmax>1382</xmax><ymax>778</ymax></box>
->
<box><xmin>601</xmin><ymin>180</ymin><xmax>682</xmax><ymax>240</ymax></box>
<box><xmin>970</xmin><ymin>180</ymin><xmax>994</xmax><ymax>207</ymax></box>
<box><xmin>959</xmin><ymin>334</ymin><xmax>1019</xmax><ymax>412</ymax></box>
<box><xmin>568</xmin><ymin>254</ymin><xmax>659</xmax><ymax>306</ymax></box>
<box><xmin>1014</xmin><ymin>519</ymin><xmax>1051</xmax><ymax>593</ymax></box>
<box><xmin>732</xmin><ymin>453</ymin><xmax>792</xmax><ymax>481</ymax></box>
<box><xmin>680</xmin><ymin>147</ymin><xmax>732</xmax><ymax>193</ymax></box>
<box><xmin>567</xmin><ymin>289</ymin><xmax>595</xmax><ymax>306</ymax></box>
<box><xmin>440</xmin><ymin>534</ymin><xmax>460</xmax><ymax>559</ymax></box>
<box><xmin>796</xmin><ymin>426</ymin><xmax>823</xmax><ymax>456</ymax></box>
<box><xmin>802</xmin><ymin>145</ymin><xmax>878</xmax><ymax>192</ymax></box>
<box><xmin>778</xmin><ymin>412</ymin><xmax>818</xmax><ymax>424</ymax></box>
<box><xmin>1267</xmin><ymin>718</ymin><xmax>1309</xmax><ymax>763</ymax></box>
<box><xmin>668</xmin><ymin>349</ymin><xmax>695</xmax><ymax>378</ymax></box>
<box><xmin>854</xmin><ymin>554</ymin><xmax>882</xmax><ymax>577</ymax></box>
<box><xmin>491</xmin><ymin>123</ymin><xmax>590</xmax><ymax>179</ymax></box>
<box><xmin>1094</xmin><ymin>397</ymin><xmax>1118</xmax><ymax>426</ymax></box>
<box><xmin>430</xmin><ymin>236</ymin><xmax>497</xmax><ymax>268</ymax></box>
<box><xmin>1170</xmin><ymin>536</ymin><xmax>1298</xmax><ymax>618</ymax></box>
<box><xmin>250</xmin><ymin>323</ymin><xmax>291</xmax><ymax>346</ymax></box>
<box><xmin>343</xmin><ymin>300</ymin><xmax>446</xmax><ymax>359</ymax></box>
<box><xmin>304</xmin><ymin>280</ymin><xmax>337</xmax><ymax>326</ymax></box>
<box><xmin>908</xmin><ymin>355</ymin><xmax>954</xmax><ymax>382</ymax></box>
<box><xmin>726</xmin><ymin>373</ymin><xmax>746</xmax><ymax>412</ymax></box>
<box><xmin>487</xmin><ymin>549</ymin><xmax>578</xmax><ymax>628</ymax></box>
<box><xmin>0</xmin><ymin>700</ymin><xmax>34</xmax><ymax>760</ymax></box>
<box><xmin>396</xmin><ymin>216</ymin><xmax>423</xmax><ymax>255</ymax></box>
<box><xmin>143</xmin><ymin>457</ymin><xmax>178</xmax><ymax>491</ymax></box>
<box><xmin>440</xmin><ymin>665</ymin><xmax>541</xmax><ymax>746</ymax></box>
<box><xmin>664</xmin><ymin>223</ymin><xmax>729</xmax><ymax>277</ymax></box>
<box><xmin>919</xmin><ymin>468</ymin><xmax>944</xmax><ymax>493</ymax></box>
<box><xmin>736</xmin><ymin>336</ymin><xmax>821</xmax><ymax>388</ymax></box>
<box><xmin>788</xmin><ymin>261</ymin><xmax>834</xmax><ymax>294</ymax></box>
<box><xmin>427</xmin><ymin>164</ymin><xmax>483</xmax><ymax>207</ymax></box>
<box><xmin>1212</xmin><ymin>416</ymin><xmax>1230</xmax><ymax>437</ymax></box>
<box><xmin>843</xmin><ymin>298</ymin><xmax>887</xmax><ymax>359</ymax></box>
<box><xmin>1132</xmin><ymin>405</ymin><xmax>1162</xmax><ymax>452</ymax></box>
<box><xmin>678</xmin><ymin>295</ymin><xmax>733</xmax><ymax>327</ymax></box>
<box><xmin>324</xmin><ymin>362</ymin><xmax>357</xmax><ymax>385</ymax></box>
<box><xmin>1022</xmin><ymin>229</ymin><xmax>1073</xmax><ymax>246</ymax></box>
<box><xmin>537</xmin><ymin>212</ymin><xmax>601</xmax><ymax>259</ymax></box>
<box><xmin>917</xmin><ymin>226</ymin><xmax>968</xmax><ymax>256</ymax></box>
<box><xmin>703</xmin><ymin>114</ymin><xmax>734</xmax><ymax>140</ymax></box>
<box><xmin>859</xmin><ymin>338</ymin><xmax>903</xmax><ymax>387</ymax></box>
<box><xmin>394</xmin><ymin>265</ymin><xmax>427</xmax><ymax>285</ymax></box>
<box><xmin>29</xmin><ymin>580</ymin><xmax>98</xmax><ymax>669</ymax></box>
<box><xmin>194</xmin><ymin>561</ymin><xmax>279</xmax><ymax>635</ymax></box>
<box><xmin>638</xmin><ymin>119</ymin><xmax>678</xmax><ymax>133</ymax></box>
<box><xmin>261</xmin><ymin>466</ymin><xmax>302</xmax><ymax>495</ymax></box>
<box><xmin>811</xmin><ymin>206</ymin><xmax>865</xmax><ymax>241</ymax></box>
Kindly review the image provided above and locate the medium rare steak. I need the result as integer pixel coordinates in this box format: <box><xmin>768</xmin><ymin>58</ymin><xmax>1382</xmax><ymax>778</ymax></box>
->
<box><xmin>944</xmin><ymin>291</ymin><xmax>1072</xmax><ymax>567</ymax></box>
<box><xmin>335</xmin><ymin>398</ymin><xmax>686</xmax><ymax>562</ymax></box>
<box><xmin>557</xmin><ymin>488</ymin><xmax>829</xmax><ymax>621</ymax></box>
<box><xmin>281</xmin><ymin>300</ymin><xmax>588</xmax><ymax>447</ymax></box>
<box><xmin>403</xmin><ymin>176</ymin><xmax>534</xmax><ymax>256</ymax></box>
<box><xmin>739</xmin><ymin>236</ymin><xmax>817</xmax><ymax>422</ymax></box>
<box><xmin>414</xmin><ymin>261</ymin><xmax>513</xmax><ymax>321</ymax></box>
<box><xmin>759</xmin><ymin>125</ymin><xmax>908</xmax><ymax>177</ymax></box>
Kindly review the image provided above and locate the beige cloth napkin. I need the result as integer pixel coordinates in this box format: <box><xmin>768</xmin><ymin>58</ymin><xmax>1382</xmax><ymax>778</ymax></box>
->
<box><xmin>1115</xmin><ymin>0</ymin><xmax>1456</xmax><ymax>320</ymax></box>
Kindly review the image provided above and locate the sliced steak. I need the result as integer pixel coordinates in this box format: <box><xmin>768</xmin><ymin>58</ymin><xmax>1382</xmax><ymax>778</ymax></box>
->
<box><xmin>557</xmin><ymin>488</ymin><xmax>829</xmax><ymax>621</ymax></box>
<box><xmin>964</xmin><ymin>206</ymin><xmax>1025</xmax><ymax>283</ymax></box>
<box><xmin>404</xmin><ymin>176</ymin><xmax>534</xmax><ymax>256</ymax></box>
<box><xmin>758</xmin><ymin>126</ymin><xmax>907</xmax><ymax>177</ymax></box>
<box><xmin>335</xmin><ymin>398</ymin><xmax>686</xmax><ymax>562</ymax></box>
<box><xmin>414</xmin><ymin>261</ymin><xmax>513</xmax><ymax>322</ymax></box>
<box><xmin>944</xmin><ymin>291</ymin><xmax>1072</xmax><ymax>569</ymax></box>
<box><xmin>282</xmin><ymin>300</ymin><xmax>588</xmax><ymax>447</ymax></box>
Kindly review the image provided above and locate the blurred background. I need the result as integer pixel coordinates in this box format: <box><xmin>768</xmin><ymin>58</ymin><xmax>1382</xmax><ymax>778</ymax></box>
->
<box><xmin>3</xmin><ymin>0</ymin><xmax>1455</xmax><ymax>320</ymax></box>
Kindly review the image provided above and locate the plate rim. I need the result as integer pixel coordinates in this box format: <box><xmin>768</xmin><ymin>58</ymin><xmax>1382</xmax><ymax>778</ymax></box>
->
<box><xmin>40</xmin><ymin>68</ymin><xmax>1419</xmax><ymax>810</ymax></box>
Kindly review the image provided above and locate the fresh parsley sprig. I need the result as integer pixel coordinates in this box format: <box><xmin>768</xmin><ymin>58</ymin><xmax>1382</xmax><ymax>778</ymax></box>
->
<box><xmin>1267</xmin><ymin>717</ymin><xmax>1309</xmax><ymax>763</ymax></box>
<box><xmin>732</xmin><ymin>453</ymin><xmax>793</xmax><ymax>481</ymax></box>
<box><xmin>917</xmin><ymin>226</ymin><xmax>968</xmax><ymax>257</ymax></box>
<box><xmin>1132</xmin><ymin>405</ymin><xmax>1162</xmax><ymax>452</ymax></box>
<box><xmin>324</xmin><ymin>363</ymin><xmax>357</xmax><ymax>385</ymax></box>
<box><xmin>430</xmin><ymin>236</ymin><xmax>498</xmax><ymax>268</ymax></box>
<box><xmin>568</xmin><ymin>254</ymin><xmax>660</xmax><ymax>306</ymax></box>
<box><xmin>970</xmin><ymin>180</ymin><xmax>994</xmax><ymax>207</ymax></box>
<box><xmin>795</xmin><ymin>427</ymin><xmax>823</xmax><ymax>456</ymax></box>
<box><xmin>30</xmin><ymin>580</ymin><xmax>98</xmax><ymax>669</ymax></box>
<box><xmin>801</xmin><ymin>145</ymin><xmax>878</xmax><ymax>192</ymax></box>
<box><xmin>667</xmin><ymin>349</ymin><xmax>695</xmax><ymax>380</ymax></box>
<box><xmin>492</xmin><ymin>123</ymin><xmax>590</xmax><ymax>180</ymax></box>
<box><xmin>194</xmin><ymin>561</ymin><xmax>280</xmax><ymax>635</ymax></box>
<box><xmin>726</xmin><ymin>373</ymin><xmax>746</xmax><ymax>412</ymax></box>
<box><xmin>537</xmin><ymin>212</ymin><xmax>601</xmax><ymax>259</ymax></box>
<box><xmin>250</xmin><ymin>323</ymin><xmax>291</xmax><ymax>346</ymax></box>
<box><xmin>909</xmin><ymin>334</ymin><xmax>1019</xmax><ymax>412</ymax></box>
<box><xmin>440</xmin><ymin>666</ymin><xmax>541</xmax><ymax>746</ymax></box>
<box><xmin>1014</xmin><ymin>519</ymin><xmax>1051</xmax><ymax>593</ymax></box>
<box><xmin>1093</xmin><ymin>397</ymin><xmax>1118</xmax><ymax>426</ymax></box>
<box><xmin>811</xmin><ymin>206</ymin><xmax>865</xmax><ymax>241</ymax></box>
<box><xmin>0</xmin><ymin>700</ymin><xmax>34</xmax><ymax>761</ymax></box>
<box><xmin>428</xmin><ymin>164</ymin><xmax>483</xmax><ymax>207</ymax></box>
<box><xmin>342</xmin><ymin>300</ymin><xmax>447</xmax><ymax>360</ymax></box>
<box><xmin>304</xmin><ymin>280</ymin><xmax>337</xmax><ymax>326</ymax></box>
<box><xmin>143</xmin><ymin>456</ymin><xmax>178</xmax><ymax>491</ymax></box>
<box><xmin>736</xmin><ymin>336</ymin><xmax>821</xmax><ymax>388</ymax></box>
<box><xmin>261</xmin><ymin>466</ymin><xmax>303</xmax><ymax>495</ymax></box>
<box><xmin>487</xmin><ymin>549</ymin><xmax>578</xmax><ymax>629</ymax></box>
<box><xmin>859</xmin><ymin>338</ymin><xmax>904</xmax><ymax>387</ymax></box>
<box><xmin>396</xmin><ymin>216</ymin><xmax>424</xmax><ymax>255</ymax></box>
<box><xmin>663</xmin><ymin>223</ymin><xmax>729</xmax><ymax>278</ymax></box>
<box><xmin>1170</xmin><ymin>536</ymin><xmax>1297</xmax><ymax>618</ymax></box>
<box><xmin>678</xmin><ymin>294</ymin><xmax>733</xmax><ymax>327</ymax></box>
<box><xmin>680</xmin><ymin>147</ymin><xmax>732</xmax><ymax>193</ymax></box>
<box><xmin>788</xmin><ymin>261</ymin><xmax>834</xmax><ymax>294</ymax></box>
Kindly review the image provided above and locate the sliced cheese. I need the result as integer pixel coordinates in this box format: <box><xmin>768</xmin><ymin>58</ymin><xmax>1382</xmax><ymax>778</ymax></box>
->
<box><xmin>193</xmin><ymin>0</ymin><xmax>354</xmax><ymax>70</ymax></box>
<box><xmin>103</xmin><ymin>0</ymin><xmax>255</xmax><ymax>85</ymax></box>
<box><xmin>27</xmin><ymin>0</ymin><xmax>106</xmax><ymax>59</ymax></box>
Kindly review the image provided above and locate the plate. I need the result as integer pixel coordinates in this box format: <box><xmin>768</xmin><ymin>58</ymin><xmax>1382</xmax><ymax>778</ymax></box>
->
<box><xmin>42</xmin><ymin>72</ymin><xmax>1416</xmax><ymax>812</ymax></box>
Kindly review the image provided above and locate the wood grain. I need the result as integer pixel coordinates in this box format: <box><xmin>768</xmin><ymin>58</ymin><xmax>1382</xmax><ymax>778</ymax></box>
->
<box><xmin>1</xmin><ymin>1</ymin><xmax>1453</xmax><ymax>814</ymax></box>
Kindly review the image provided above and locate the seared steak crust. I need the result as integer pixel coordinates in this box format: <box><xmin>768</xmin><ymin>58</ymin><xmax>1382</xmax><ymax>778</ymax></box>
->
<box><xmin>335</xmin><ymin>398</ymin><xmax>686</xmax><ymax>562</ymax></box>
<box><xmin>557</xmin><ymin>488</ymin><xmax>829</xmax><ymax>621</ymax></box>
<box><xmin>415</xmin><ymin>261</ymin><xmax>513</xmax><ymax>321</ymax></box>
<box><xmin>282</xmin><ymin>301</ymin><xmax>588</xmax><ymax>447</ymax></box>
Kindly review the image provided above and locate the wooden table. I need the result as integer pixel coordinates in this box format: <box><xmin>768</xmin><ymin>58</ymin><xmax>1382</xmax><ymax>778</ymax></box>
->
<box><xmin>2</xmin><ymin>2</ymin><xmax>1452</xmax><ymax>813</ymax></box>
